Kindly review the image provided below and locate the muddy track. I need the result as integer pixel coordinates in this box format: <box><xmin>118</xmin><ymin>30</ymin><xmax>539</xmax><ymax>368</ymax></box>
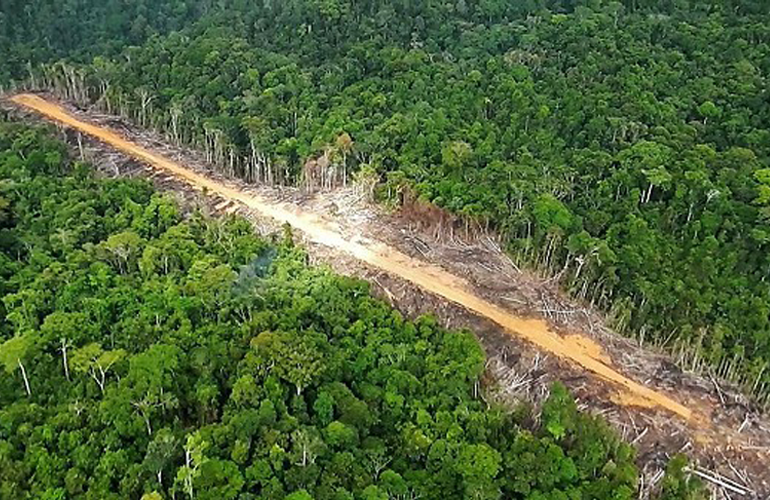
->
<box><xmin>11</xmin><ymin>93</ymin><xmax>692</xmax><ymax>418</ymax></box>
<box><xmin>8</xmin><ymin>93</ymin><xmax>770</xmax><ymax>497</ymax></box>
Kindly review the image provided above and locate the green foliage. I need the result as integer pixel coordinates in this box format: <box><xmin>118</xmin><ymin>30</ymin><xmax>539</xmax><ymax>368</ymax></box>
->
<box><xmin>0</xmin><ymin>0</ymin><xmax>207</xmax><ymax>83</ymax></box>
<box><xmin>285</xmin><ymin>489</ymin><xmax>314</xmax><ymax>500</ymax></box>
<box><xmin>0</xmin><ymin>335</ymin><xmax>34</xmax><ymax>374</ymax></box>
<box><xmin>659</xmin><ymin>455</ymin><xmax>706</xmax><ymax>500</ymax></box>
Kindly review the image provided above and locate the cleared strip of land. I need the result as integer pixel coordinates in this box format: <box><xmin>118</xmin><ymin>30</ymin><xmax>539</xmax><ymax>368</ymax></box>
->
<box><xmin>11</xmin><ymin>93</ymin><xmax>694</xmax><ymax>421</ymax></box>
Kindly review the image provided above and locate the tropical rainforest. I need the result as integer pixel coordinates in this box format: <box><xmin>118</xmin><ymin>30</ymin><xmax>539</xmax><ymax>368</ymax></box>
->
<box><xmin>0</xmin><ymin>121</ymin><xmax>706</xmax><ymax>499</ymax></box>
<box><xmin>3</xmin><ymin>0</ymin><xmax>768</xmax><ymax>403</ymax></box>
<box><xmin>1</xmin><ymin>0</ymin><xmax>768</xmax><ymax>497</ymax></box>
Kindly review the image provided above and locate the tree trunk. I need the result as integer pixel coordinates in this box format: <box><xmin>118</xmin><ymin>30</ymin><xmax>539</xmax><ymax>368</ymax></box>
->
<box><xmin>18</xmin><ymin>359</ymin><xmax>31</xmax><ymax>396</ymax></box>
<box><xmin>61</xmin><ymin>338</ymin><xmax>70</xmax><ymax>381</ymax></box>
<box><xmin>184</xmin><ymin>449</ymin><xmax>194</xmax><ymax>499</ymax></box>
<box><xmin>77</xmin><ymin>133</ymin><xmax>85</xmax><ymax>161</ymax></box>
<box><xmin>90</xmin><ymin>366</ymin><xmax>106</xmax><ymax>393</ymax></box>
<box><xmin>645</xmin><ymin>184</ymin><xmax>653</xmax><ymax>203</ymax></box>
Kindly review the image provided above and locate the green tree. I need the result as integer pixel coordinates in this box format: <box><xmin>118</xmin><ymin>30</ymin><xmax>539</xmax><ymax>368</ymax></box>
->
<box><xmin>0</xmin><ymin>335</ymin><xmax>36</xmax><ymax>396</ymax></box>
<box><xmin>658</xmin><ymin>455</ymin><xmax>705</xmax><ymax>500</ymax></box>
<box><xmin>455</xmin><ymin>443</ymin><xmax>502</xmax><ymax>500</ymax></box>
<box><xmin>70</xmin><ymin>343</ymin><xmax>126</xmax><ymax>393</ymax></box>
<box><xmin>144</xmin><ymin>428</ymin><xmax>178</xmax><ymax>487</ymax></box>
<box><xmin>175</xmin><ymin>432</ymin><xmax>209</xmax><ymax>500</ymax></box>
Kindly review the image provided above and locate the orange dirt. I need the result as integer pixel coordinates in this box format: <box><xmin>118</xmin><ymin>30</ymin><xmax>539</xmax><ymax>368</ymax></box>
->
<box><xmin>11</xmin><ymin>93</ymin><xmax>696</xmax><ymax>422</ymax></box>
<box><xmin>564</xmin><ymin>335</ymin><xmax>613</xmax><ymax>365</ymax></box>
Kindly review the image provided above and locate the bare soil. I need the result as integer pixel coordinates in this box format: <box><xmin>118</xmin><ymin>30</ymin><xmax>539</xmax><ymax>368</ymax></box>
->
<box><xmin>5</xmin><ymin>93</ymin><xmax>770</xmax><ymax>498</ymax></box>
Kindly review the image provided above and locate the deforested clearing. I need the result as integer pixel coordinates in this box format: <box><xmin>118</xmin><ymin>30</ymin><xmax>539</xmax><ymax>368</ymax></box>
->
<box><xmin>10</xmin><ymin>93</ymin><xmax>692</xmax><ymax>420</ymax></box>
<box><xmin>10</xmin><ymin>93</ymin><xmax>770</xmax><ymax>496</ymax></box>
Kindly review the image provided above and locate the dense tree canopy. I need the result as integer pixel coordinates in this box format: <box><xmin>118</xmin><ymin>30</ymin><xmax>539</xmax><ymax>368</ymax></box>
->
<box><xmin>1</xmin><ymin>121</ymin><xmax>705</xmax><ymax>499</ymax></box>
<box><xmin>16</xmin><ymin>0</ymin><xmax>768</xmax><ymax>401</ymax></box>
<box><xmin>0</xmin><ymin>0</ymin><xmax>215</xmax><ymax>84</ymax></box>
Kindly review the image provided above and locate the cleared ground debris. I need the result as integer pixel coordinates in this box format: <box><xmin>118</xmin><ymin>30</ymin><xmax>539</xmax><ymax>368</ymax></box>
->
<box><xmin>8</xmin><ymin>93</ymin><xmax>770</xmax><ymax>498</ymax></box>
<box><xmin>10</xmin><ymin>93</ymin><xmax>691</xmax><ymax>419</ymax></box>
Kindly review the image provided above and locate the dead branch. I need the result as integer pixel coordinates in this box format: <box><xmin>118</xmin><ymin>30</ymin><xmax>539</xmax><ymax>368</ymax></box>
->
<box><xmin>689</xmin><ymin>468</ymin><xmax>752</xmax><ymax>497</ymax></box>
<box><xmin>631</xmin><ymin>427</ymin><xmax>649</xmax><ymax>445</ymax></box>
<box><xmin>372</xmin><ymin>277</ymin><xmax>395</xmax><ymax>304</ymax></box>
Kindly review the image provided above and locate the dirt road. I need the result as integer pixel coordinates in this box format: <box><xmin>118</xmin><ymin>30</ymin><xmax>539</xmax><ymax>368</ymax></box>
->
<box><xmin>11</xmin><ymin>93</ymin><xmax>694</xmax><ymax>420</ymax></box>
